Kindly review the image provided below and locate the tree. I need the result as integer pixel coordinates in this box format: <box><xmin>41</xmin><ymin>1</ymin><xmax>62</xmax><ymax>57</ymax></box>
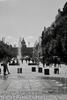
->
<box><xmin>41</xmin><ymin>2</ymin><xmax>67</xmax><ymax>64</ymax></box>
<box><xmin>0</xmin><ymin>40</ymin><xmax>18</xmax><ymax>61</ymax></box>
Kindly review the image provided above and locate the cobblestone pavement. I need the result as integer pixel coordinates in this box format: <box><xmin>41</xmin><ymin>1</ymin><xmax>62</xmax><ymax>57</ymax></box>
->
<box><xmin>0</xmin><ymin>61</ymin><xmax>67</xmax><ymax>100</ymax></box>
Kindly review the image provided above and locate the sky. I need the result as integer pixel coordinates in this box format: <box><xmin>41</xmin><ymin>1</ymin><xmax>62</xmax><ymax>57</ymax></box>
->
<box><xmin>0</xmin><ymin>0</ymin><xmax>66</xmax><ymax>46</ymax></box>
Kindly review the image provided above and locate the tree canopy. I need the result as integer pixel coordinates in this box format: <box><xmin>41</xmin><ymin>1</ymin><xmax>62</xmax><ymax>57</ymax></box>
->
<box><xmin>41</xmin><ymin>2</ymin><xmax>67</xmax><ymax>64</ymax></box>
<box><xmin>0</xmin><ymin>40</ymin><xmax>18</xmax><ymax>61</ymax></box>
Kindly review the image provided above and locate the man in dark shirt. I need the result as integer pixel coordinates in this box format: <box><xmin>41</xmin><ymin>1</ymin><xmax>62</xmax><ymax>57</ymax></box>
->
<box><xmin>2</xmin><ymin>57</ymin><xmax>10</xmax><ymax>76</ymax></box>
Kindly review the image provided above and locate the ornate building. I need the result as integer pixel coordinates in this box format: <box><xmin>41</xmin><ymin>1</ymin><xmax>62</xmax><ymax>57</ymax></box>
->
<box><xmin>21</xmin><ymin>38</ymin><xmax>33</xmax><ymax>58</ymax></box>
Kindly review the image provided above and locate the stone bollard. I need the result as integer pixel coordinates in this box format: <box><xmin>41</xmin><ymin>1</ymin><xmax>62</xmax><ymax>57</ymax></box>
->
<box><xmin>0</xmin><ymin>68</ymin><xmax>1</xmax><ymax>74</ymax></box>
<box><xmin>44</xmin><ymin>68</ymin><xmax>50</xmax><ymax>75</ymax></box>
<box><xmin>17</xmin><ymin>68</ymin><xmax>22</xmax><ymax>74</ymax></box>
<box><xmin>38</xmin><ymin>67</ymin><xmax>43</xmax><ymax>73</ymax></box>
<box><xmin>32</xmin><ymin>67</ymin><xmax>36</xmax><ymax>72</ymax></box>
<box><xmin>54</xmin><ymin>68</ymin><xmax>59</xmax><ymax>74</ymax></box>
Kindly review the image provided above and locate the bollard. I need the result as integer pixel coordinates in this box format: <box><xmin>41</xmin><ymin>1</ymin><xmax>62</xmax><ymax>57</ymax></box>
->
<box><xmin>32</xmin><ymin>67</ymin><xmax>36</xmax><ymax>72</ymax></box>
<box><xmin>44</xmin><ymin>68</ymin><xmax>49</xmax><ymax>75</ymax></box>
<box><xmin>17</xmin><ymin>68</ymin><xmax>19</xmax><ymax>73</ymax></box>
<box><xmin>0</xmin><ymin>68</ymin><xmax>1</xmax><ymax>74</ymax></box>
<box><xmin>54</xmin><ymin>68</ymin><xmax>59</xmax><ymax>74</ymax></box>
<box><xmin>20</xmin><ymin>68</ymin><xmax>22</xmax><ymax>73</ymax></box>
<box><xmin>38</xmin><ymin>67</ymin><xmax>42</xmax><ymax>73</ymax></box>
<box><xmin>17</xmin><ymin>68</ymin><xmax>22</xmax><ymax>74</ymax></box>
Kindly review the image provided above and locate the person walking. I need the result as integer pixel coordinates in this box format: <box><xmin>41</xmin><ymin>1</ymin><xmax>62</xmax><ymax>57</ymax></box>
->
<box><xmin>2</xmin><ymin>57</ymin><xmax>10</xmax><ymax>76</ymax></box>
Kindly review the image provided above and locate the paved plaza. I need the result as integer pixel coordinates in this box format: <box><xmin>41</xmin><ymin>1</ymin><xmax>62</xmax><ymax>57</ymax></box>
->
<box><xmin>0</xmin><ymin>61</ymin><xmax>67</xmax><ymax>100</ymax></box>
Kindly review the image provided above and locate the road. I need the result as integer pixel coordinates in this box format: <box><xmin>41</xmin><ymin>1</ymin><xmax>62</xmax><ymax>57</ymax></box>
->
<box><xmin>0</xmin><ymin>61</ymin><xmax>67</xmax><ymax>100</ymax></box>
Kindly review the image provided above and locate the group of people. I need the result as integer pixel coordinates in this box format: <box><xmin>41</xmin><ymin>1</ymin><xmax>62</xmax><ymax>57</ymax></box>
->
<box><xmin>1</xmin><ymin>57</ymin><xmax>10</xmax><ymax>76</ymax></box>
<box><xmin>22</xmin><ymin>57</ymin><xmax>35</xmax><ymax>64</ymax></box>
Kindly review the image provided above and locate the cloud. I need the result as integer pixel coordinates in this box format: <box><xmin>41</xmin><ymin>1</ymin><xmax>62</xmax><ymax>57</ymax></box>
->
<box><xmin>25</xmin><ymin>36</ymin><xmax>35</xmax><ymax>47</ymax></box>
<box><xmin>0</xmin><ymin>0</ymin><xmax>6</xmax><ymax>1</ymax></box>
<box><xmin>5</xmin><ymin>36</ymin><xmax>18</xmax><ymax>46</ymax></box>
<box><xmin>25</xmin><ymin>36</ymin><xmax>34</xmax><ymax>40</ymax></box>
<box><xmin>0</xmin><ymin>0</ymin><xmax>17</xmax><ymax>2</ymax></box>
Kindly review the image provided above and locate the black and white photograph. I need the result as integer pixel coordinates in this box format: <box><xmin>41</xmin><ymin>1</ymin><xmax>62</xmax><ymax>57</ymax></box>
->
<box><xmin>0</xmin><ymin>0</ymin><xmax>67</xmax><ymax>99</ymax></box>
